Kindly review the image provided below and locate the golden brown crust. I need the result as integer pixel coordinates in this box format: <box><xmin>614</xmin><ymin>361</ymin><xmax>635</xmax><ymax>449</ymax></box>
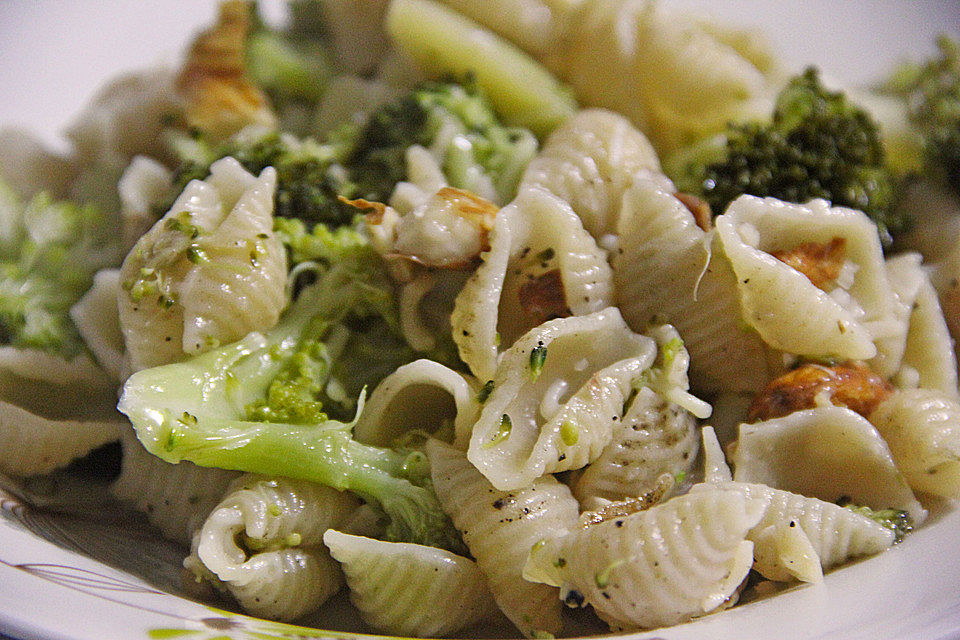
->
<box><xmin>748</xmin><ymin>361</ymin><xmax>893</xmax><ymax>422</ymax></box>
<box><xmin>674</xmin><ymin>192</ymin><xmax>713</xmax><ymax>231</ymax></box>
<box><xmin>176</xmin><ymin>0</ymin><xmax>276</xmax><ymax>140</ymax></box>
<box><xmin>771</xmin><ymin>237</ymin><xmax>847</xmax><ymax>289</ymax></box>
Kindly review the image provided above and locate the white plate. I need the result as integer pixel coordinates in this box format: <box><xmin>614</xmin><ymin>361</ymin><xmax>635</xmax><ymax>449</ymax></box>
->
<box><xmin>1</xmin><ymin>2</ymin><xmax>960</xmax><ymax>639</ymax></box>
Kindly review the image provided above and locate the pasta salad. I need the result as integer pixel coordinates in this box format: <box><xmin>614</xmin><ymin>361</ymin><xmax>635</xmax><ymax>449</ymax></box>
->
<box><xmin>2</xmin><ymin>1</ymin><xmax>960</xmax><ymax>637</ymax></box>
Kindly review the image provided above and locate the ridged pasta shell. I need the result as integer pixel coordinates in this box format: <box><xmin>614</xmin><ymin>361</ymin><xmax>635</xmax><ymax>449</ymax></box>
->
<box><xmin>324</xmin><ymin>530</ymin><xmax>500</xmax><ymax>637</ymax></box>
<box><xmin>427</xmin><ymin>439</ymin><xmax>579</xmax><ymax>637</ymax></box>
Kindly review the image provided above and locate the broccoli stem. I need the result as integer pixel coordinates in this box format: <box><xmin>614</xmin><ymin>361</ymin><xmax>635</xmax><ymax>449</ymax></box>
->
<box><xmin>386</xmin><ymin>0</ymin><xmax>576</xmax><ymax>137</ymax></box>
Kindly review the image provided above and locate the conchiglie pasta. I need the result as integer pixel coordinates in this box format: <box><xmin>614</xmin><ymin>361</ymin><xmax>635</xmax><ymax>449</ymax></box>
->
<box><xmin>715</xmin><ymin>195</ymin><xmax>899</xmax><ymax>362</ymax></box>
<box><xmin>519</xmin><ymin>108</ymin><xmax>662</xmax><ymax>239</ymax></box>
<box><xmin>524</xmin><ymin>486</ymin><xmax>763</xmax><ymax>631</ymax></box>
<box><xmin>323</xmin><ymin>530</ymin><xmax>500</xmax><ymax>637</ymax></box>
<box><xmin>117</xmin><ymin>155</ymin><xmax>172</xmax><ymax>254</ymax></box>
<box><xmin>732</xmin><ymin>406</ymin><xmax>926</xmax><ymax>524</ymax></box>
<box><xmin>354</xmin><ymin>358</ymin><xmax>480</xmax><ymax>448</ymax></box>
<box><xmin>693</xmin><ymin>480</ymin><xmax>895</xmax><ymax>583</ymax></box>
<box><xmin>468</xmin><ymin>308</ymin><xmax>657</xmax><ymax>491</ymax></box>
<box><xmin>903</xmin><ymin>278</ymin><xmax>959</xmax><ymax>396</ymax></box>
<box><xmin>452</xmin><ymin>185</ymin><xmax>614</xmax><ymax>381</ymax></box>
<box><xmin>189</xmin><ymin>474</ymin><xmax>361</xmax><ymax>621</ymax></box>
<box><xmin>69</xmin><ymin>268</ymin><xmax>125</xmax><ymax>382</ymax></box>
<box><xmin>546</xmin><ymin>0</ymin><xmax>773</xmax><ymax>155</ymax></box>
<box><xmin>110</xmin><ymin>430</ymin><xmax>239</xmax><ymax>546</ymax></box>
<box><xmin>436</xmin><ymin>0</ymin><xmax>583</xmax><ymax>58</ymax></box>
<box><xmin>0</xmin><ymin>346</ymin><xmax>123</xmax><ymax>477</ymax></box>
<box><xmin>427</xmin><ymin>439</ymin><xmax>579</xmax><ymax>637</ymax></box>
<box><xmin>613</xmin><ymin>178</ymin><xmax>776</xmax><ymax>393</ymax></box>
<box><xmin>118</xmin><ymin>157</ymin><xmax>287</xmax><ymax>371</ymax></box>
<box><xmin>572</xmin><ymin>386</ymin><xmax>698</xmax><ymax>507</ymax></box>
<box><xmin>869</xmin><ymin>389</ymin><xmax>960</xmax><ymax>498</ymax></box>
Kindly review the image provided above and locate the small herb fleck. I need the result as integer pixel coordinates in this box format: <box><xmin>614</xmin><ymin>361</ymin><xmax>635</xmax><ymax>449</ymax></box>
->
<box><xmin>529</xmin><ymin>345</ymin><xmax>548</xmax><ymax>380</ymax></box>
<box><xmin>559</xmin><ymin>420</ymin><xmax>579</xmax><ymax>446</ymax></box>
<box><xmin>483</xmin><ymin>414</ymin><xmax>512</xmax><ymax>448</ymax></box>
<box><xmin>477</xmin><ymin>380</ymin><xmax>495</xmax><ymax>403</ymax></box>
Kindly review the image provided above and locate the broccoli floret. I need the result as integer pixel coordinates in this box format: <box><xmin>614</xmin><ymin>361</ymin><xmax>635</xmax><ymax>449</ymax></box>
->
<box><xmin>0</xmin><ymin>180</ymin><xmax>120</xmax><ymax>357</ymax></box>
<box><xmin>347</xmin><ymin>79</ymin><xmax>538</xmax><ymax>205</ymax></box>
<box><xmin>674</xmin><ymin>68</ymin><xmax>899</xmax><ymax>242</ymax></box>
<box><xmin>843</xmin><ymin>503</ymin><xmax>914</xmax><ymax>543</ymax></box>
<box><xmin>117</xmin><ymin>265</ymin><xmax>465</xmax><ymax>552</ymax></box>
<box><xmin>163</xmin><ymin>129</ymin><xmax>358</xmax><ymax>226</ymax></box>
<box><xmin>162</xmin><ymin>79</ymin><xmax>536</xmax><ymax>228</ymax></box>
<box><xmin>887</xmin><ymin>36</ymin><xmax>960</xmax><ymax>195</ymax></box>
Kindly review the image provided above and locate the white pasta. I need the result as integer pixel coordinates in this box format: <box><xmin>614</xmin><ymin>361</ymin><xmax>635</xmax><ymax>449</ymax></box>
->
<box><xmin>613</xmin><ymin>178</ymin><xmax>777</xmax><ymax>393</ymax></box>
<box><xmin>189</xmin><ymin>474</ymin><xmax>361</xmax><ymax>621</ymax></box>
<box><xmin>693</xmin><ymin>479</ymin><xmax>895</xmax><ymax>583</ymax></box>
<box><xmin>452</xmin><ymin>186</ymin><xmax>614</xmax><ymax>381</ymax></box>
<box><xmin>0</xmin><ymin>128</ymin><xmax>76</xmax><ymax>200</ymax></box>
<box><xmin>524</xmin><ymin>486</ymin><xmax>763</xmax><ymax>631</ymax></box>
<box><xmin>873</xmin><ymin>252</ymin><xmax>923</xmax><ymax>380</ymax></box>
<box><xmin>893</xmin><ymin>257</ymin><xmax>959</xmax><ymax>396</ymax></box>
<box><xmin>869</xmin><ymin>389</ymin><xmax>960</xmax><ymax>499</ymax></box>
<box><xmin>468</xmin><ymin>308</ymin><xmax>657</xmax><ymax>490</ymax></box>
<box><xmin>7</xmin><ymin>7</ymin><xmax>960</xmax><ymax>640</ymax></box>
<box><xmin>0</xmin><ymin>345</ymin><xmax>123</xmax><ymax>476</ymax></box>
<box><xmin>519</xmin><ymin>108</ymin><xmax>662</xmax><ymax>239</ymax></box>
<box><xmin>715</xmin><ymin>196</ymin><xmax>900</xmax><ymax>362</ymax></box>
<box><xmin>69</xmin><ymin>268</ymin><xmax>125</xmax><ymax>382</ymax></box>
<box><xmin>542</xmin><ymin>0</ymin><xmax>773</xmax><ymax>154</ymax></box>
<box><xmin>117</xmin><ymin>155</ymin><xmax>173</xmax><ymax>255</ymax></box>
<box><xmin>324</xmin><ymin>530</ymin><xmax>500</xmax><ymax>637</ymax></box>
<box><xmin>118</xmin><ymin>157</ymin><xmax>288</xmax><ymax>371</ymax></box>
<box><xmin>572</xmin><ymin>386</ymin><xmax>698</xmax><ymax>506</ymax></box>
<box><xmin>427</xmin><ymin>439</ymin><xmax>580</xmax><ymax>637</ymax></box>
<box><xmin>0</xmin><ymin>401</ymin><xmax>123</xmax><ymax>478</ymax></box>
<box><xmin>65</xmin><ymin>67</ymin><xmax>180</xmax><ymax>167</ymax></box>
<box><xmin>437</xmin><ymin>0</ymin><xmax>584</xmax><ymax>58</ymax></box>
<box><xmin>353</xmin><ymin>358</ymin><xmax>480</xmax><ymax>448</ymax></box>
<box><xmin>110</xmin><ymin>430</ymin><xmax>239</xmax><ymax>546</ymax></box>
<box><xmin>732</xmin><ymin>406</ymin><xmax>926</xmax><ymax>524</ymax></box>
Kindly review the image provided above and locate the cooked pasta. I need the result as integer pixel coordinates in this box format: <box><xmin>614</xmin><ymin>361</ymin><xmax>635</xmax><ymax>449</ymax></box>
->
<box><xmin>451</xmin><ymin>185</ymin><xmax>614</xmax><ymax>381</ymax></box>
<box><xmin>572</xmin><ymin>386</ymin><xmax>699</xmax><ymax>507</ymax></box>
<box><xmin>188</xmin><ymin>474</ymin><xmax>361</xmax><ymax>621</ymax></box>
<box><xmin>0</xmin><ymin>346</ymin><xmax>124</xmax><ymax>476</ymax></box>
<box><xmin>524</xmin><ymin>486</ymin><xmax>763</xmax><ymax>630</ymax></box>
<box><xmin>110</xmin><ymin>429</ymin><xmax>240</xmax><ymax>546</ymax></box>
<box><xmin>869</xmin><ymin>389</ymin><xmax>960</xmax><ymax>498</ymax></box>
<box><xmin>324</xmin><ymin>530</ymin><xmax>500</xmax><ymax>637</ymax></box>
<box><xmin>427</xmin><ymin>439</ymin><xmax>579</xmax><ymax>637</ymax></box>
<box><xmin>4</xmin><ymin>4</ymin><xmax>960</xmax><ymax>639</ymax></box>
<box><xmin>613</xmin><ymin>178</ymin><xmax>776</xmax><ymax>393</ymax></box>
<box><xmin>118</xmin><ymin>157</ymin><xmax>287</xmax><ymax>370</ymax></box>
<box><xmin>467</xmin><ymin>307</ymin><xmax>657</xmax><ymax>490</ymax></box>
<box><xmin>732</xmin><ymin>406</ymin><xmax>926</xmax><ymax>524</ymax></box>
<box><xmin>519</xmin><ymin>108</ymin><xmax>662</xmax><ymax>239</ymax></box>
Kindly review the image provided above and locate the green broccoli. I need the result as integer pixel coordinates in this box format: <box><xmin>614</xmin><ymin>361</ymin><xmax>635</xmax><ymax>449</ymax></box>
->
<box><xmin>672</xmin><ymin>68</ymin><xmax>899</xmax><ymax>242</ymax></box>
<box><xmin>162</xmin><ymin>79</ymin><xmax>537</xmax><ymax>227</ymax></box>
<box><xmin>843</xmin><ymin>503</ymin><xmax>914</xmax><ymax>544</ymax></box>
<box><xmin>117</xmin><ymin>265</ymin><xmax>464</xmax><ymax>552</ymax></box>
<box><xmin>163</xmin><ymin>129</ymin><xmax>358</xmax><ymax>227</ymax></box>
<box><xmin>0</xmin><ymin>180</ymin><xmax>120</xmax><ymax>358</ymax></box>
<box><xmin>348</xmin><ymin>79</ymin><xmax>538</xmax><ymax>205</ymax></box>
<box><xmin>887</xmin><ymin>35</ymin><xmax>960</xmax><ymax>195</ymax></box>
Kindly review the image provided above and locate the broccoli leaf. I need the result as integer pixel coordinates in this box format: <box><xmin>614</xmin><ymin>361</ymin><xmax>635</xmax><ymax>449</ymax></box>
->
<box><xmin>118</xmin><ymin>266</ymin><xmax>461</xmax><ymax>552</ymax></box>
